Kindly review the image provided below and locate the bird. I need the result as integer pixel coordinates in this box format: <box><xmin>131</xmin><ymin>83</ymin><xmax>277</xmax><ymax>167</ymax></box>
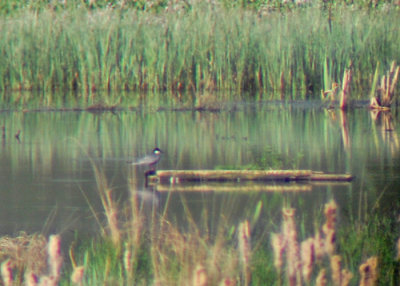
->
<box><xmin>129</xmin><ymin>148</ymin><xmax>163</xmax><ymax>168</ymax></box>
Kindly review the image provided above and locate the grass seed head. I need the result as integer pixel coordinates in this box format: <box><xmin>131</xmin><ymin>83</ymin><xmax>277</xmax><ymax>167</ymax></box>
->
<box><xmin>71</xmin><ymin>266</ymin><xmax>85</xmax><ymax>285</ymax></box>
<box><xmin>313</xmin><ymin>232</ymin><xmax>325</xmax><ymax>261</ymax></box>
<box><xmin>340</xmin><ymin>269</ymin><xmax>353</xmax><ymax>286</ymax></box>
<box><xmin>123</xmin><ymin>246</ymin><xmax>132</xmax><ymax>275</ymax></box>
<box><xmin>193</xmin><ymin>264</ymin><xmax>207</xmax><ymax>286</ymax></box>
<box><xmin>271</xmin><ymin>233</ymin><xmax>285</xmax><ymax>271</ymax></box>
<box><xmin>25</xmin><ymin>271</ymin><xmax>39</xmax><ymax>286</ymax></box>
<box><xmin>219</xmin><ymin>277</ymin><xmax>236</xmax><ymax>286</ymax></box>
<box><xmin>238</xmin><ymin>220</ymin><xmax>251</xmax><ymax>266</ymax></box>
<box><xmin>316</xmin><ymin>269</ymin><xmax>327</xmax><ymax>286</ymax></box>
<box><xmin>301</xmin><ymin>238</ymin><xmax>315</xmax><ymax>282</ymax></box>
<box><xmin>324</xmin><ymin>229</ymin><xmax>336</xmax><ymax>256</ymax></box>
<box><xmin>1</xmin><ymin>259</ymin><xmax>13</xmax><ymax>286</ymax></box>
<box><xmin>238</xmin><ymin>220</ymin><xmax>251</xmax><ymax>285</ymax></box>
<box><xmin>47</xmin><ymin>235</ymin><xmax>63</xmax><ymax>283</ymax></box>
<box><xmin>359</xmin><ymin>256</ymin><xmax>378</xmax><ymax>286</ymax></box>
<box><xmin>323</xmin><ymin>200</ymin><xmax>337</xmax><ymax>231</ymax></box>
<box><xmin>330</xmin><ymin>255</ymin><xmax>342</xmax><ymax>286</ymax></box>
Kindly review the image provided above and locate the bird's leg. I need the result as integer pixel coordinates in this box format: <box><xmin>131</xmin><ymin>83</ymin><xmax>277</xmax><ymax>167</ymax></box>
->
<box><xmin>144</xmin><ymin>168</ymin><xmax>157</xmax><ymax>188</ymax></box>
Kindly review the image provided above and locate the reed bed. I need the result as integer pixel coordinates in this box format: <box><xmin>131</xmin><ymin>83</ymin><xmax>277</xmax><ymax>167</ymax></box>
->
<box><xmin>0</xmin><ymin>3</ymin><xmax>399</xmax><ymax>102</ymax></box>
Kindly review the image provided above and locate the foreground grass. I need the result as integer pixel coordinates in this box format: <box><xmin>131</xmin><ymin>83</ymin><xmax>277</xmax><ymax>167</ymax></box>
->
<box><xmin>0</xmin><ymin>2</ymin><xmax>399</xmax><ymax>104</ymax></box>
<box><xmin>0</xmin><ymin>185</ymin><xmax>399</xmax><ymax>285</ymax></box>
<box><xmin>65</xmin><ymin>200</ymin><xmax>400</xmax><ymax>285</ymax></box>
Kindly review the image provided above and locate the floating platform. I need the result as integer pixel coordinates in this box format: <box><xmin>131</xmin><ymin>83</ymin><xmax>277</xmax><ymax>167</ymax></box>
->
<box><xmin>148</xmin><ymin>170</ymin><xmax>354</xmax><ymax>184</ymax></box>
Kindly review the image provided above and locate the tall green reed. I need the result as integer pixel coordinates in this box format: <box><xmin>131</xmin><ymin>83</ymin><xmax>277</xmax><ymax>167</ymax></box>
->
<box><xmin>0</xmin><ymin>4</ymin><xmax>399</xmax><ymax>102</ymax></box>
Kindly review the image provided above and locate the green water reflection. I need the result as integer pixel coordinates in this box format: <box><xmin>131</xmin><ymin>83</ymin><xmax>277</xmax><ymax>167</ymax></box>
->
<box><xmin>0</xmin><ymin>103</ymin><xmax>399</xmax><ymax>237</ymax></box>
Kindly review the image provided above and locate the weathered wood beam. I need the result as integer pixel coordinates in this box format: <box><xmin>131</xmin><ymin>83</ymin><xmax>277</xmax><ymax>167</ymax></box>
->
<box><xmin>148</xmin><ymin>170</ymin><xmax>353</xmax><ymax>184</ymax></box>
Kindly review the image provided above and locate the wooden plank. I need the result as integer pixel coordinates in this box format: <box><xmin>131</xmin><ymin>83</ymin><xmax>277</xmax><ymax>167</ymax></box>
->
<box><xmin>311</xmin><ymin>172</ymin><xmax>354</xmax><ymax>182</ymax></box>
<box><xmin>148</xmin><ymin>169</ymin><xmax>353</xmax><ymax>184</ymax></box>
<box><xmin>151</xmin><ymin>170</ymin><xmax>312</xmax><ymax>184</ymax></box>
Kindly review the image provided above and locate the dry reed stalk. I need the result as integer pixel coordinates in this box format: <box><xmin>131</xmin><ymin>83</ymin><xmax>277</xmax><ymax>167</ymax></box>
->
<box><xmin>208</xmin><ymin>235</ymin><xmax>225</xmax><ymax>280</ymax></box>
<box><xmin>127</xmin><ymin>189</ymin><xmax>143</xmax><ymax>240</ymax></box>
<box><xmin>123</xmin><ymin>244</ymin><xmax>132</xmax><ymax>278</ymax></box>
<box><xmin>322</xmin><ymin>201</ymin><xmax>337</xmax><ymax>256</ymax></box>
<box><xmin>370</xmin><ymin>61</ymin><xmax>400</xmax><ymax>109</ymax></box>
<box><xmin>38</xmin><ymin>275</ymin><xmax>59</xmax><ymax>286</ymax></box>
<box><xmin>1</xmin><ymin>260</ymin><xmax>13</xmax><ymax>286</ymax></box>
<box><xmin>153</xmin><ymin>220</ymin><xmax>206</xmax><ymax>285</ymax></box>
<box><xmin>324</xmin><ymin>229</ymin><xmax>336</xmax><ymax>256</ymax></box>
<box><xmin>340</xmin><ymin>269</ymin><xmax>353</xmax><ymax>286</ymax></box>
<box><xmin>208</xmin><ymin>235</ymin><xmax>239</xmax><ymax>286</ymax></box>
<box><xmin>271</xmin><ymin>233</ymin><xmax>285</xmax><ymax>273</ymax></box>
<box><xmin>340</xmin><ymin>69</ymin><xmax>352</xmax><ymax>110</ymax></box>
<box><xmin>322</xmin><ymin>82</ymin><xmax>338</xmax><ymax>108</ymax></box>
<box><xmin>379</xmin><ymin>62</ymin><xmax>399</xmax><ymax>107</ymax></box>
<box><xmin>282</xmin><ymin>208</ymin><xmax>301</xmax><ymax>286</ymax></box>
<box><xmin>103</xmin><ymin>257</ymin><xmax>112</xmax><ymax>285</ymax></box>
<box><xmin>300</xmin><ymin>238</ymin><xmax>315</xmax><ymax>283</ymax></box>
<box><xmin>315</xmin><ymin>269</ymin><xmax>327</xmax><ymax>286</ymax></box>
<box><xmin>25</xmin><ymin>272</ymin><xmax>39</xmax><ymax>286</ymax></box>
<box><xmin>47</xmin><ymin>235</ymin><xmax>63</xmax><ymax>283</ymax></box>
<box><xmin>103</xmin><ymin>188</ymin><xmax>121</xmax><ymax>245</ymax></box>
<box><xmin>313</xmin><ymin>232</ymin><xmax>325</xmax><ymax>262</ymax></box>
<box><xmin>282</xmin><ymin>208</ymin><xmax>296</xmax><ymax>243</ymax></box>
<box><xmin>193</xmin><ymin>264</ymin><xmax>208</xmax><ymax>286</ymax></box>
<box><xmin>219</xmin><ymin>277</ymin><xmax>236</xmax><ymax>285</ymax></box>
<box><xmin>124</xmin><ymin>187</ymin><xmax>145</xmax><ymax>282</ymax></box>
<box><xmin>323</xmin><ymin>201</ymin><xmax>337</xmax><ymax>231</ymax></box>
<box><xmin>238</xmin><ymin>220</ymin><xmax>251</xmax><ymax>286</ymax></box>
<box><xmin>369</xmin><ymin>97</ymin><xmax>382</xmax><ymax>110</ymax></box>
<box><xmin>92</xmin><ymin>163</ymin><xmax>121</xmax><ymax>245</ymax></box>
<box><xmin>71</xmin><ymin>266</ymin><xmax>85</xmax><ymax>285</ymax></box>
<box><xmin>359</xmin><ymin>256</ymin><xmax>378</xmax><ymax>286</ymax></box>
<box><xmin>150</xmin><ymin>230</ymin><xmax>169</xmax><ymax>284</ymax></box>
<box><xmin>388</xmin><ymin>61</ymin><xmax>400</xmax><ymax>96</ymax></box>
<box><xmin>396</xmin><ymin>237</ymin><xmax>400</xmax><ymax>261</ymax></box>
<box><xmin>330</xmin><ymin>255</ymin><xmax>342</xmax><ymax>286</ymax></box>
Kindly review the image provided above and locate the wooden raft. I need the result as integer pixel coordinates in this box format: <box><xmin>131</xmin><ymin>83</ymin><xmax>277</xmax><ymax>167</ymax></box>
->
<box><xmin>148</xmin><ymin>170</ymin><xmax>353</xmax><ymax>184</ymax></box>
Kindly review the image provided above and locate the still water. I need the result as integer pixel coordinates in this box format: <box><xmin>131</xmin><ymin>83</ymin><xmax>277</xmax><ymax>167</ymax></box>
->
<box><xmin>0</xmin><ymin>102</ymin><xmax>399</xmax><ymax>240</ymax></box>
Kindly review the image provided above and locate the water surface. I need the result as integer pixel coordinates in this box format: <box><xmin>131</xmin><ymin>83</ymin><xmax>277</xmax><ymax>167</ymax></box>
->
<box><xmin>0</xmin><ymin>102</ymin><xmax>399</xmax><ymax>239</ymax></box>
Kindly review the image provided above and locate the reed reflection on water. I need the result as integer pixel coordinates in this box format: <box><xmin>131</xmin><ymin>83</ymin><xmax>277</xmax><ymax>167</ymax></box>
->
<box><xmin>0</xmin><ymin>103</ymin><xmax>399</xmax><ymax>237</ymax></box>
